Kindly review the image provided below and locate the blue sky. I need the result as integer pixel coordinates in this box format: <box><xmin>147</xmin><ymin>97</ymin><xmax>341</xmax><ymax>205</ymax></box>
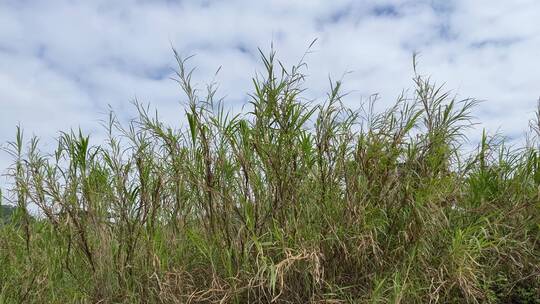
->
<box><xmin>1</xmin><ymin>0</ymin><xmax>540</xmax><ymax>189</ymax></box>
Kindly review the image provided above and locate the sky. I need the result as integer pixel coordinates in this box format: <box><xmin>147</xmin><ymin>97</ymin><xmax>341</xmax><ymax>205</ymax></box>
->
<box><xmin>1</xmin><ymin>0</ymin><xmax>540</xmax><ymax>192</ymax></box>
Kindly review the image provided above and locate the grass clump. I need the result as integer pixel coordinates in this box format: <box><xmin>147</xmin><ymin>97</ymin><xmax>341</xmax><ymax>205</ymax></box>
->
<box><xmin>0</xmin><ymin>47</ymin><xmax>539</xmax><ymax>303</ymax></box>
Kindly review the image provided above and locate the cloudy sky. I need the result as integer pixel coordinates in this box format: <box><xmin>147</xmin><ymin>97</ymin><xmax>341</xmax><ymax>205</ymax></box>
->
<box><xmin>1</xmin><ymin>0</ymin><xmax>539</xmax><ymax>189</ymax></box>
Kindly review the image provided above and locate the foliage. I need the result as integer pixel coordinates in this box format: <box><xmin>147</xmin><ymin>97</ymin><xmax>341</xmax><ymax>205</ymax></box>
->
<box><xmin>0</xmin><ymin>47</ymin><xmax>539</xmax><ymax>303</ymax></box>
<box><xmin>0</xmin><ymin>205</ymin><xmax>16</xmax><ymax>224</ymax></box>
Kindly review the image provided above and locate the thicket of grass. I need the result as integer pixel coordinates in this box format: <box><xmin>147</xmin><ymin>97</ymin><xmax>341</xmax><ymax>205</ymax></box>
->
<box><xmin>1</xmin><ymin>48</ymin><xmax>539</xmax><ymax>303</ymax></box>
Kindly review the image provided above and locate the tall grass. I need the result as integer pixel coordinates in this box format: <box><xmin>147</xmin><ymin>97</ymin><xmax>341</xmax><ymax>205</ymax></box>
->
<box><xmin>0</xmin><ymin>47</ymin><xmax>539</xmax><ymax>303</ymax></box>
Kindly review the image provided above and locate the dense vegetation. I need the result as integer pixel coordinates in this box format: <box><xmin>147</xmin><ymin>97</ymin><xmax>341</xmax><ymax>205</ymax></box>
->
<box><xmin>1</xmin><ymin>48</ymin><xmax>539</xmax><ymax>303</ymax></box>
<box><xmin>0</xmin><ymin>203</ymin><xmax>16</xmax><ymax>224</ymax></box>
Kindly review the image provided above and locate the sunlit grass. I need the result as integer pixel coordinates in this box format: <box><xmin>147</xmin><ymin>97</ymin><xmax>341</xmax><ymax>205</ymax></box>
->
<box><xmin>0</xmin><ymin>47</ymin><xmax>539</xmax><ymax>303</ymax></box>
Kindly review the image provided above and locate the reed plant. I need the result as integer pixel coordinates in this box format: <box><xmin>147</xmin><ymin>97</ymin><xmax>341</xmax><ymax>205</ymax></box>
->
<box><xmin>0</xmin><ymin>47</ymin><xmax>539</xmax><ymax>303</ymax></box>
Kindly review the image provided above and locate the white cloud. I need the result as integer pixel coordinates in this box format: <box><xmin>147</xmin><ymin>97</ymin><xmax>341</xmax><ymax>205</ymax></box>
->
<box><xmin>1</xmin><ymin>0</ymin><xmax>540</xmax><ymax>193</ymax></box>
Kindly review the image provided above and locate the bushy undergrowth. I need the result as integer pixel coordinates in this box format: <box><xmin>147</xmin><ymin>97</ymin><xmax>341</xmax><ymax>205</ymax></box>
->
<box><xmin>1</xmin><ymin>48</ymin><xmax>539</xmax><ymax>303</ymax></box>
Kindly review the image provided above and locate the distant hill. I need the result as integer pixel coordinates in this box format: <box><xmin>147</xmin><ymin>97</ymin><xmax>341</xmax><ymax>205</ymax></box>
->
<box><xmin>0</xmin><ymin>204</ymin><xmax>16</xmax><ymax>224</ymax></box>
